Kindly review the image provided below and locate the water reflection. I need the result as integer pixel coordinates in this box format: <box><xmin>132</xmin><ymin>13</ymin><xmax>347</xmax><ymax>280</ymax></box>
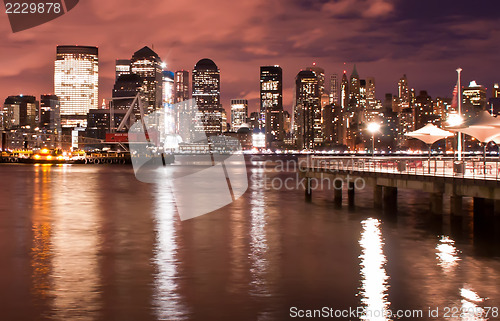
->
<box><xmin>436</xmin><ymin>236</ymin><xmax>461</xmax><ymax>273</ymax></box>
<box><xmin>50</xmin><ymin>167</ymin><xmax>102</xmax><ymax>321</ymax></box>
<box><xmin>249</xmin><ymin>166</ymin><xmax>269</xmax><ymax>297</ymax></box>
<box><xmin>359</xmin><ymin>218</ymin><xmax>391</xmax><ymax>321</ymax></box>
<box><xmin>460</xmin><ymin>287</ymin><xmax>487</xmax><ymax>321</ymax></box>
<box><xmin>31</xmin><ymin>165</ymin><xmax>53</xmax><ymax>302</ymax></box>
<box><xmin>152</xmin><ymin>174</ymin><xmax>188</xmax><ymax>320</ymax></box>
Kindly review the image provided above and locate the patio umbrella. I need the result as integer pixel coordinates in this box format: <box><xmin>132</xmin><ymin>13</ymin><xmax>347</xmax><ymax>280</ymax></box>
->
<box><xmin>447</xmin><ymin>111</ymin><xmax>500</xmax><ymax>165</ymax></box>
<box><xmin>405</xmin><ymin>124</ymin><xmax>454</xmax><ymax>173</ymax></box>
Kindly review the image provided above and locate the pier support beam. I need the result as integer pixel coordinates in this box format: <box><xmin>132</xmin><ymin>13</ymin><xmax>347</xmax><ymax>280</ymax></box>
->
<box><xmin>347</xmin><ymin>181</ymin><xmax>355</xmax><ymax>207</ymax></box>
<box><xmin>430</xmin><ymin>193</ymin><xmax>443</xmax><ymax>215</ymax></box>
<box><xmin>374</xmin><ymin>185</ymin><xmax>383</xmax><ymax>209</ymax></box>
<box><xmin>383</xmin><ymin>186</ymin><xmax>397</xmax><ymax>211</ymax></box>
<box><xmin>495</xmin><ymin>200</ymin><xmax>500</xmax><ymax>216</ymax></box>
<box><xmin>450</xmin><ymin>195</ymin><xmax>463</xmax><ymax>216</ymax></box>
<box><xmin>305</xmin><ymin>177</ymin><xmax>312</xmax><ymax>201</ymax></box>
<box><xmin>473</xmin><ymin>197</ymin><xmax>494</xmax><ymax>217</ymax></box>
<box><xmin>334</xmin><ymin>179</ymin><xmax>342</xmax><ymax>207</ymax></box>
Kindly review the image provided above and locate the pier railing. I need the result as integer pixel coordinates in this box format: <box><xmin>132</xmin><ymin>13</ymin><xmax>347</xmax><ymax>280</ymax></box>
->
<box><xmin>300</xmin><ymin>156</ymin><xmax>500</xmax><ymax>181</ymax></box>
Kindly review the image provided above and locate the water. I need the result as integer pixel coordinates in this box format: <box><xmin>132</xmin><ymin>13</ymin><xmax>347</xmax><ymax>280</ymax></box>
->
<box><xmin>1</xmin><ymin>157</ymin><xmax>500</xmax><ymax>321</ymax></box>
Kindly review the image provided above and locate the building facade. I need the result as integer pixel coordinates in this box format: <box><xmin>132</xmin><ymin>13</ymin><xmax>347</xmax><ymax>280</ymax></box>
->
<box><xmin>54</xmin><ymin>45</ymin><xmax>98</xmax><ymax>128</ymax></box>
<box><xmin>192</xmin><ymin>58</ymin><xmax>222</xmax><ymax>136</ymax></box>
<box><xmin>260</xmin><ymin>66</ymin><xmax>284</xmax><ymax>144</ymax></box>
<box><xmin>130</xmin><ymin>46</ymin><xmax>163</xmax><ymax>113</ymax></box>
<box><xmin>230</xmin><ymin>99</ymin><xmax>248</xmax><ymax>131</ymax></box>
<box><xmin>294</xmin><ymin>70</ymin><xmax>321</xmax><ymax>149</ymax></box>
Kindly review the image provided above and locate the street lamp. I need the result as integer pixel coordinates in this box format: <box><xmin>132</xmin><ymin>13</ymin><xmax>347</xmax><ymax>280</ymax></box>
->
<box><xmin>456</xmin><ymin>68</ymin><xmax>463</xmax><ymax>161</ymax></box>
<box><xmin>367</xmin><ymin>122</ymin><xmax>381</xmax><ymax>158</ymax></box>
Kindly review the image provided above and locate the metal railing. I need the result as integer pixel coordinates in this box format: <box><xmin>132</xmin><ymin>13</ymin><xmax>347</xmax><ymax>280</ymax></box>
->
<box><xmin>300</xmin><ymin>156</ymin><xmax>500</xmax><ymax>181</ymax></box>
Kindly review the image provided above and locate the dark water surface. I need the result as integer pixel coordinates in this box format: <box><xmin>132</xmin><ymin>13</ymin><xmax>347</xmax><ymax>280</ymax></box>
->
<box><xmin>1</xmin><ymin>158</ymin><xmax>500</xmax><ymax>321</ymax></box>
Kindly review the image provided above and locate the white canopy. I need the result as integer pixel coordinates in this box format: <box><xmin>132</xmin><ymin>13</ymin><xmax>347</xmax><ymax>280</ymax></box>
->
<box><xmin>405</xmin><ymin>124</ymin><xmax>454</xmax><ymax>145</ymax></box>
<box><xmin>447</xmin><ymin>111</ymin><xmax>500</xmax><ymax>143</ymax></box>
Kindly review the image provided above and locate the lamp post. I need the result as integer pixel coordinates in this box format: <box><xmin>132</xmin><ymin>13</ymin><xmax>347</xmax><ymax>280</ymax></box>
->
<box><xmin>456</xmin><ymin>68</ymin><xmax>463</xmax><ymax>161</ymax></box>
<box><xmin>367</xmin><ymin>122</ymin><xmax>381</xmax><ymax>158</ymax></box>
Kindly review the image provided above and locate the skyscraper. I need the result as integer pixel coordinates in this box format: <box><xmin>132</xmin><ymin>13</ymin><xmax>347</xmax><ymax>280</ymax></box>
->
<box><xmin>111</xmin><ymin>73</ymin><xmax>141</xmax><ymax>130</ymax></box>
<box><xmin>260</xmin><ymin>66</ymin><xmax>284</xmax><ymax>144</ymax></box>
<box><xmin>329</xmin><ymin>74</ymin><xmax>339</xmax><ymax>105</ymax></box>
<box><xmin>174</xmin><ymin>70</ymin><xmax>190</xmax><ymax>103</ymax></box>
<box><xmin>414</xmin><ymin>90</ymin><xmax>437</xmax><ymax>128</ymax></box>
<box><xmin>230</xmin><ymin>99</ymin><xmax>248</xmax><ymax>131</ymax></box>
<box><xmin>398</xmin><ymin>74</ymin><xmax>410</xmax><ymax>112</ymax></box>
<box><xmin>294</xmin><ymin>70</ymin><xmax>321</xmax><ymax>149</ymax></box>
<box><xmin>192</xmin><ymin>58</ymin><xmax>222</xmax><ymax>136</ymax></box>
<box><xmin>115</xmin><ymin>59</ymin><xmax>130</xmax><ymax>80</ymax></box>
<box><xmin>130</xmin><ymin>46</ymin><xmax>163</xmax><ymax>113</ymax></box>
<box><xmin>54</xmin><ymin>45</ymin><xmax>98</xmax><ymax>128</ymax></box>
<box><xmin>39</xmin><ymin>94</ymin><xmax>61</xmax><ymax>134</ymax></box>
<box><xmin>306</xmin><ymin>64</ymin><xmax>325</xmax><ymax>95</ymax></box>
<box><xmin>365</xmin><ymin>77</ymin><xmax>376</xmax><ymax>109</ymax></box>
<box><xmin>493</xmin><ymin>83</ymin><xmax>500</xmax><ymax>98</ymax></box>
<box><xmin>162</xmin><ymin>71</ymin><xmax>175</xmax><ymax>105</ymax></box>
<box><xmin>462</xmin><ymin>80</ymin><xmax>487</xmax><ymax>118</ymax></box>
<box><xmin>2</xmin><ymin>95</ymin><xmax>38</xmax><ymax>130</ymax></box>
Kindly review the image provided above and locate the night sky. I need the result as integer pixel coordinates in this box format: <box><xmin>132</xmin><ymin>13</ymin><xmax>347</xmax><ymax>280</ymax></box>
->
<box><xmin>1</xmin><ymin>0</ymin><xmax>499</xmax><ymax>113</ymax></box>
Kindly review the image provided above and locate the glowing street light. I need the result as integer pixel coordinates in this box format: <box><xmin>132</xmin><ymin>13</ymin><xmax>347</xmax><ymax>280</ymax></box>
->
<box><xmin>367</xmin><ymin>122</ymin><xmax>381</xmax><ymax>157</ymax></box>
<box><xmin>447</xmin><ymin>113</ymin><xmax>463</xmax><ymax>127</ymax></box>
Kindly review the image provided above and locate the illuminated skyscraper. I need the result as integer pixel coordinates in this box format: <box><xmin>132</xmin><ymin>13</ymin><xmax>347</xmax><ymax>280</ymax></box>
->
<box><xmin>192</xmin><ymin>58</ymin><xmax>222</xmax><ymax>136</ymax></box>
<box><xmin>174</xmin><ymin>70</ymin><xmax>190</xmax><ymax>103</ymax></box>
<box><xmin>294</xmin><ymin>70</ymin><xmax>321</xmax><ymax>149</ymax></box>
<box><xmin>111</xmin><ymin>73</ymin><xmax>141</xmax><ymax>130</ymax></box>
<box><xmin>230</xmin><ymin>99</ymin><xmax>248</xmax><ymax>131</ymax></box>
<box><xmin>329</xmin><ymin>74</ymin><xmax>339</xmax><ymax>105</ymax></box>
<box><xmin>397</xmin><ymin>74</ymin><xmax>410</xmax><ymax>112</ymax></box>
<box><xmin>39</xmin><ymin>94</ymin><xmax>61</xmax><ymax>134</ymax></box>
<box><xmin>306</xmin><ymin>64</ymin><xmax>325</xmax><ymax>95</ymax></box>
<box><xmin>54</xmin><ymin>45</ymin><xmax>98</xmax><ymax>128</ymax></box>
<box><xmin>414</xmin><ymin>90</ymin><xmax>437</xmax><ymax>128</ymax></box>
<box><xmin>130</xmin><ymin>46</ymin><xmax>163</xmax><ymax>113</ymax></box>
<box><xmin>2</xmin><ymin>95</ymin><xmax>38</xmax><ymax>130</ymax></box>
<box><xmin>162</xmin><ymin>71</ymin><xmax>175</xmax><ymax>105</ymax></box>
<box><xmin>462</xmin><ymin>80</ymin><xmax>487</xmax><ymax>118</ymax></box>
<box><xmin>493</xmin><ymin>83</ymin><xmax>500</xmax><ymax>98</ymax></box>
<box><xmin>115</xmin><ymin>59</ymin><xmax>130</xmax><ymax>80</ymax></box>
<box><xmin>260</xmin><ymin>65</ymin><xmax>284</xmax><ymax>144</ymax></box>
<box><xmin>365</xmin><ymin>77</ymin><xmax>376</xmax><ymax>109</ymax></box>
<box><xmin>340</xmin><ymin>71</ymin><xmax>349</xmax><ymax>111</ymax></box>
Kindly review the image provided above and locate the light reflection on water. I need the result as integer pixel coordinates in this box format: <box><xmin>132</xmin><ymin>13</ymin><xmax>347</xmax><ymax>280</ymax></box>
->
<box><xmin>249</xmin><ymin>166</ymin><xmax>269</xmax><ymax>298</ymax></box>
<box><xmin>50</xmin><ymin>166</ymin><xmax>102</xmax><ymax>321</ymax></box>
<box><xmin>152</xmin><ymin>175</ymin><xmax>188</xmax><ymax>320</ymax></box>
<box><xmin>436</xmin><ymin>236</ymin><xmax>461</xmax><ymax>273</ymax></box>
<box><xmin>359</xmin><ymin>218</ymin><xmax>391</xmax><ymax>321</ymax></box>
<box><xmin>1</xmin><ymin>163</ymin><xmax>500</xmax><ymax>320</ymax></box>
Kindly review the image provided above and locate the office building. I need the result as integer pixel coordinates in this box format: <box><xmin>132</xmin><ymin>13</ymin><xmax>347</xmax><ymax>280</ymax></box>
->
<box><xmin>174</xmin><ymin>70</ymin><xmax>190</xmax><ymax>103</ymax></box>
<box><xmin>130</xmin><ymin>46</ymin><xmax>163</xmax><ymax>113</ymax></box>
<box><xmin>230</xmin><ymin>99</ymin><xmax>248</xmax><ymax>131</ymax></box>
<box><xmin>397</xmin><ymin>74</ymin><xmax>410</xmax><ymax>112</ymax></box>
<box><xmin>2</xmin><ymin>95</ymin><xmax>38</xmax><ymax>130</ymax></box>
<box><xmin>462</xmin><ymin>80</ymin><xmax>487</xmax><ymax>119</ymax></box>
<box><xmin>115</xmin><ymin>59</ymin><xmax>130</xmax><ymax>80</ymax></box>
<box><xmin>260</xmin><ymin>65</ymin><xmax>284</xmax><ymax>143</ymax></box>
<box><xmin>294</xmin><ymin>70</ymin><xmax>321</xmax><ymax>149</ymax></box>
<box><xmin>329</xmin><ymin>74</ymin><xmax>339</xmax><ymax>105</ymax></box>
<box><xmin>54</xmin><ymin>45</ymin><xmax>98</xmax><ymax>128</ymax></box>
<box><xmin>39</xmin><ymin>94</ymin><xmax>61</xmax><ymax>134</ymax></box>
<box><xmin>192</xmin><ymin>58</ymin><xmax>222</xmax><ymax>136</ymax></box>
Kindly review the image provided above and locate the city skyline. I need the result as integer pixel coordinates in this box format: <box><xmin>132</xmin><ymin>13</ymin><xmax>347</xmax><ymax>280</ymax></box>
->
<box><xmin>1</xmin><ymin>0</ymin><xmax>499</xmax><ymax>114</ymax></box>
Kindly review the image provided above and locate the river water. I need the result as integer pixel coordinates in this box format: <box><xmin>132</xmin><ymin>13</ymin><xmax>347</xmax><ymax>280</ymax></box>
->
<box><xmin>0</xmin><ymin>156</ymin><xmax>500</xmax><ymax>321</ymax></box>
